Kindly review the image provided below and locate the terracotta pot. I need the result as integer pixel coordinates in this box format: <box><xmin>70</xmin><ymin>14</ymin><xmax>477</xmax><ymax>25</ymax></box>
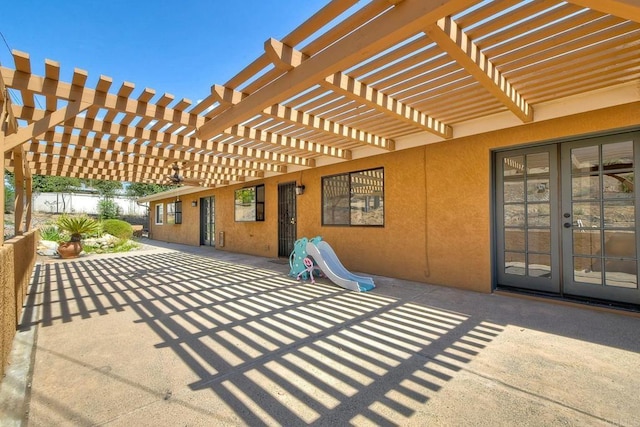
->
<box><xmin>57</xmin><ymin>241</ymin><xmax>83</xmax><ymax>259</ymax></box>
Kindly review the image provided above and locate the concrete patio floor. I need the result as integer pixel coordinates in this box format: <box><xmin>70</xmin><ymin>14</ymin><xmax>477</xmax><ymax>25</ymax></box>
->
<box><xmin>1</xmin><ymin>239</ymin><xmax>639</xmax><ymax>426</ymax></box>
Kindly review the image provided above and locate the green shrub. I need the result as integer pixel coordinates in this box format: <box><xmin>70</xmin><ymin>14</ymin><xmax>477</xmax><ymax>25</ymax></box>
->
<box><xmin>4</xmin><ymin>186</ymin><xmax>14</xmax><ymax>214</ymax></box>
<box><xmin>111</xmin><ymin>240</ymin><xmax>140</xmax><ymax>253</ymax></box>
<box><xmin>57</xmin><ymin>215</ymin><xmax>101</xmax><ymax>242</ymax></box>
<box><xmin>82</xmin><ymin>239</ymin><xmax>140</xmax><ymax>254</ymax></box>
<box><xmin>98</xmin><ymin>199</ymin><xmax>121</xmax><ymax>219</ymax></box>
<box><xmin>101</xmin><ymin>219</ymin><xmax>133</xmax><ymax>240</ymax></box>
<box><xmin>40</xmin><ymin>225</ymin><xmax>62</xmax><ymax>242</ymax></box>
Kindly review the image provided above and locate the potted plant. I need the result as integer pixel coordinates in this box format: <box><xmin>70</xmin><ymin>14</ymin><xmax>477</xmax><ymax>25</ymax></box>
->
<box><xmin>56</xmin><ymin>215</ymin><xmax>101</xmax><ymax>259</ymax></box>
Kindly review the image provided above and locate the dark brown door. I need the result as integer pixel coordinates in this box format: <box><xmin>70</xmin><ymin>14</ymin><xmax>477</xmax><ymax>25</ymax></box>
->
<box><xmin>278</xmin><ymin>182</ymin><xmax>297</xmax><ymax>257</ymax></box>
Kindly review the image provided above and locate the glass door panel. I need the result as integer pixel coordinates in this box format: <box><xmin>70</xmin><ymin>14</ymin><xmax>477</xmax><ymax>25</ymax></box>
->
<box><xmin>200</xmin><ymin>196</ymin><xmax>215</xmax><ymax>246</ymax></box>
<box><xmin>561</xmin><ymin>134</ymin><xmax>640</xmax><ymax>304</ymax></box>
<box><xmin>496</xmin><ymin>147</ymin><xmax>559</xmax><ymax>292</ymax></box>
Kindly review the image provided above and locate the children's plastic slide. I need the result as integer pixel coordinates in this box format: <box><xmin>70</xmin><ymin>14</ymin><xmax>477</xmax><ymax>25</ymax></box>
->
<box><xmin>305</xmin><ymin>240</ymin><xmax>375</xmax><ymax>292</ymax></box>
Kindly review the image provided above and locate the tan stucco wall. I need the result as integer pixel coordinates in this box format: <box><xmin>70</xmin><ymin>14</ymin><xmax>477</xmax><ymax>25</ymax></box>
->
<box><xmin>0</xmin><ymin>243</ymin><xmax>16</xmax><ymax>380</ymax></box>
<box><xmin>147</xmin><ymin>102</ymin><xmax>640</xmax><ymax>293</ymax></box>
<box><xmin>1</xmin><ymin>229</ymin><xmax>39</xmax><ymax>378</ymax></box>
<box><xmin>149</xmin><ymin>195</ymin><xmax>203</xmax><ymax>246</ymax></box>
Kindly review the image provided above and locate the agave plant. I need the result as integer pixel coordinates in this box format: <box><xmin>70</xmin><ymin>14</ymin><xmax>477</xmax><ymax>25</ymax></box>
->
<box><xmin>56</xmin><ymin>215</ymin><xmax>101</xmax><ymax>242</ymax></box>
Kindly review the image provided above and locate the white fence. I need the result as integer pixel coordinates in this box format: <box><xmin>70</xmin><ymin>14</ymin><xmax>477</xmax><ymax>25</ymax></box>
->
<box><xmin>32</xmin><ymin>193</ymin><xmax>148</xmax><ymax>217</ymax></box>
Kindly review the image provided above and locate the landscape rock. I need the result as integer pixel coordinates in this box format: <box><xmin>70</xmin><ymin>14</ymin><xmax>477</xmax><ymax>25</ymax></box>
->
<box><xmin>37</xmin><ymin>240</ymin><xmax>58</xmax><ymax>256</ymax></box>
<box><xmin>83</xmin><ymin>233</ymin><xmax>120</xmax><ymax>249</ymax></box>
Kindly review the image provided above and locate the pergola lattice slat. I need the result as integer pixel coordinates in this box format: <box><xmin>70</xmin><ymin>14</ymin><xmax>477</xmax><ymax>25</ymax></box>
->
<box><xmin>12</xmin><ymin>105</ymin><xmax>313</xmax><ymax>169</ymax></box>
<box><xmin>566</xmin><ymin>0</ymin><xmax>640</xmax><ymax>23</ymax></box>
<box><xmin>425</xmin><ymin>16</ymin><xmax>533</xmax><ymax>123</ymax></box>
<box><xmin>0</xmin><ymin>66</ymin><xmax>203</xmax><ymax>130</ymax></box>
<box><xmin>214</xmin><ymin>84</ymin><xmax>395</xmax><ymax>151</ymax></box>
<box><xmin>3</xmin><ymin>100</ymin><xmax>93</xmax><ymax>152</ymax></box>
<box><xmin>265</xmin><ymin>38</ymin><xmax>452</xmax><ymax>139</ymax></box>
<box><xmin>196</xmin><ymin>0</ymin><xmax>479</xmax><ymax>140</ymax></box>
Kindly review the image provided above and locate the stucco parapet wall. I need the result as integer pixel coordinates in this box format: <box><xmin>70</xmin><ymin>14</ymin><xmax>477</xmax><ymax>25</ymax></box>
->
<box><xmin>1</xmin><ymin>229</ymin><xmax>39</xmax><ymax>378</ymax></box>
<box><xmin>1</xmin><ymin>242</ymin><xmax>16</xmax><ymax>380</ymax></box>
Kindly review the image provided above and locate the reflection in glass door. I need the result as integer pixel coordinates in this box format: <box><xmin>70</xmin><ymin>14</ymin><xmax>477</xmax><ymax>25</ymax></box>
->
<box><xmin>496</xmin><ymin>131</ymin><xmax>640</xmax><ymax>306</ymax></box>
<box><xmin>561</xmin><ymin>135</ymin><xmax>640</xmax><ymax>304</ymax></box>
<box><xmin>495</xmin><ymin>147</ymin><xmax>559</xmax><ymax>293</ymax></box>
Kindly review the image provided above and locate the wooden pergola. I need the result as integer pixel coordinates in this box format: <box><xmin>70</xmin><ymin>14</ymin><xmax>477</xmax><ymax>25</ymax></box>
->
<box><xmin>1</xmin><ymin>0</ymin><xmax>639</xmax><ymax>243</ymax></box>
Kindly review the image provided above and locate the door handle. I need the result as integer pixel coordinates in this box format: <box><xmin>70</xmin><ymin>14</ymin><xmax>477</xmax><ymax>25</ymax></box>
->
<box><xmin>290</xmin><ymin>218</ymin><xmax>296</xmax><ymax>225</ymax></box>
<box><xmin>563</xmin><ymin>222</ymin><xmax>571</xmax><ymax>228</ymax></box>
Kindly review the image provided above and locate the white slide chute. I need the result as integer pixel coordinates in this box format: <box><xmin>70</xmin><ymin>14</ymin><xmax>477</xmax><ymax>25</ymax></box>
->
<box><xmin>305</xmin><ymin>240</ymin><xmax>375</xmax><ymax>292</ymax></box>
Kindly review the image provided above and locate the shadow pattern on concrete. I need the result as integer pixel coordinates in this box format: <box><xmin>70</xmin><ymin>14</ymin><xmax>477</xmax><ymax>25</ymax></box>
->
<box><xmin>22</xmin><ymin>250</ymin><xmax>505</xmax><ymax>425</ymax></box>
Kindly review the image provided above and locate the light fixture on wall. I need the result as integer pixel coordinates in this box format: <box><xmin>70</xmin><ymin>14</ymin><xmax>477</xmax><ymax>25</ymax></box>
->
<box><xmin>191</xmin><ymin>200</ymin><xmax>198</xmax><ymax>207</ymax></box>
<box><xmin>295</xmin><ymin>184</ymin><xmax>305</xmax><ymax>195</ymax></box>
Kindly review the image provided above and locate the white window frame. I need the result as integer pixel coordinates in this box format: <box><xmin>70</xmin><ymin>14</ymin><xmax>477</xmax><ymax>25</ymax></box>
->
<box><xmin>155</xmin><ymin>203</ymin><xmax>164</xmax><ymax>225</ymax></box>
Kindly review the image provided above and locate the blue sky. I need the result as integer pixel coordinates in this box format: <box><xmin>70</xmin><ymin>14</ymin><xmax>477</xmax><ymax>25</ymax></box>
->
<box><xmin>0</xmin><ymin>0</ymin><xmax>332</xmax><ymax>104</ymax></box>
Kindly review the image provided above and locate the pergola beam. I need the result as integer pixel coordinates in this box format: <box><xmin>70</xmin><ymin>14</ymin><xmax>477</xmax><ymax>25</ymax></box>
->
<box><xmin>265</xmin><ymin>104</ymin><xmax>396</xmax><ymax>150</ymax></box>
<box><xmin>212</xmin><ymin>84</ymin><xmax>247</xmax><ymax>106</ymax></box>
<box><xmin>267</xmin><ymin>38</ymin><xmax>452</xmax><ymax>139</ymax></box>
<box><xmin>264</xmin><ymin>38</ymin><xmax>308</xmax><ymax>71</ymax></box>
<box><xmin>22</xmin><ymin>149</ymin><xmax>265</xmax><ymax>179</ymax></box>
<box><xmin>227</xmin><ymin>123</ymin><xmax>352</xmax><ymax>160</ymax></box>
<box><xmin>323</xmin><ymin>71</ymin><xmax>453</xmax><ymax>138</ymax></box>
<box><xmin>30</xmin><ymin>161</ymin><xmax>242</xmax><ymax>185</ymax></box>
<box><xmin>23</xmin><ymin>134</ymin><xmax>287</xmax><ymax>174</ymax></box>
<box><xmin>0</xmin><ymin>74</ymin><xmax>18</xmax><ymax>135</ymax></box>
<box><xmin>3</xmin><ymin>99</ymin><xmax>92</xmax><ymax>152</ymax></box>
<box><xmin>213</xmin><ymin>84</ymin><xmax>353</xmax><ymax>158</ymax></box>
<box><xmin>425</xmin><ymin>16</ymin><xmax>533</xmax><ymax>123</ymax></box>
<box><xmin>196</xmin><ymin>0</ymin><xmax>478</xmax><ymax>140</ymax></box>
<box><xmin>13</xmin><ymin>105</ymin><xmax>321</xmax><ymax>167</ymax></box>
<box><xmin>26</xmin><ymin>156</ymin><xmax>243</xmax><ymax>180</ymax></box>
<box><xmin>0</xmin><ymin>66</ymin><xmax>203</xmax><ymax>131</ymax></box>
<box><xmin>27</xmin><ymin>166</ymin><xmax>226</xmax><ymax>187</ymax></box>
<box><xmin>565</xmin><ymin>0</ymin><xmax>640</xmax><ymax>23</ymax></box>
<box><xmin>13</xmin><ymin>51</ymin><xmax>35</xmax><ymax>109</ymax></box>
<box><xmin>214</xmin><ymin>84</ymin><xmax>395</xmax><ymax>150</ymax></box>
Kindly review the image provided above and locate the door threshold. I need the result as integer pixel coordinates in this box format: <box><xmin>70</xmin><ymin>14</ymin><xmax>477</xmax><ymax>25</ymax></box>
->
<box><xmin>495</xmin><ymin>287</ymin><xmax>640</xmax><ymax>317</ymax></box>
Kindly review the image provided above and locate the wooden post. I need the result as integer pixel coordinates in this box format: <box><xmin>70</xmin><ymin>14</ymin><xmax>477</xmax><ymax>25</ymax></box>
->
<box><xmin>0</xmin><ymin>165</ymin><xmax>4</xmax><ymax>245</ymax></box>
<box><xmin>25</xmin><ymin>165</ymin><xmax>32</xmax><ymax>232</ymax></box>
<box><xmin>13</xmin><ymin>147</ymin><xmax>24</xmax><ymax>236</ymax></box>
<box><xmin>0</xmin><ymin>89</ymin><xmax>6</xmax><ymax>246</ymax></box>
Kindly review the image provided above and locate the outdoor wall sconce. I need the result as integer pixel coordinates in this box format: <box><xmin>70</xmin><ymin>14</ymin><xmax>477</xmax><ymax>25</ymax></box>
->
<box><xmin>191</xmin><ymin>200</ymin><xmax>198</xmax><ymax>207</ymax></box>
<box><xmin>295</xmin><ymin>184</ymin><xmax>306</xmax><ymax>195</ymax></box>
